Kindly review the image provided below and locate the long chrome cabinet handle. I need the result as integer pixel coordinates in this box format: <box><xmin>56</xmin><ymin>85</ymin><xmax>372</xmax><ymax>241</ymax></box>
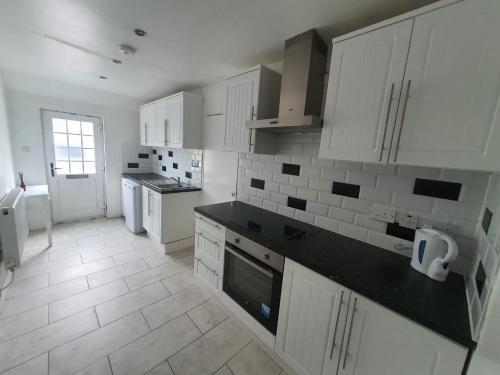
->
<box><xmin>342</xmin><ymin>297</ymin><xmax>358</xmax><ymax>370</ymax></box>
<box><xmin>195</xmin><ymin>257</ymin><xmax>218</xmax><ymax>276</ymax></box>
<box><xmin>197</xmin><ymin>216</ymin><xmax>222</xmax><ymax>230</ymax></box>
<box><xmin>329</xmin><ymin>290</ymin><xmax>345</xmax><ymax>359</ymax></box>
<box><xmin>379</xmin><ymin>83</ymin><xmax>396</xmax><ymax>162</ymax></box>
<box><xmin>393</xmin><ymin>80</ymin><xmax>412</xmax><ymax>162</ymax></box>
<box><xmin>196</xmin><ymin>231</ymin><xmax>220</xmax><ymax>247</ymax></box>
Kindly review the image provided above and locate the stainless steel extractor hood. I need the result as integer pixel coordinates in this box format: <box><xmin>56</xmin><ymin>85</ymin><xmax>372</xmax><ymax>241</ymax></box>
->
<box><xmin>247</xmin><ymin>29</ymin><xmax>328</xmax><ymax>133</ymax></box>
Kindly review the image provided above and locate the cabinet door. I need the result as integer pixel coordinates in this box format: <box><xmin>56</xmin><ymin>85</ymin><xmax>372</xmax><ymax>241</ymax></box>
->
<box><xmin>319</xmin><ymin>20</ymin><xmax>413</xmax><ymax>163</ymax></box>
<box><xmin>166</xmin><ymin>94</ymin><xmax>183</xmax><ymax>148</ymax></box>
<box><xmin>195</xmin><ymin>230</ymin><xmax>223</xmax><ymax>267</ymax></box>
<box><xmin>150</xmin><ymin>191</ymin><xmax>162</xmax><ymax>240</ymax></box>
<box><xmin>223</xmin><ymin>70</ymin><xmax>259</xmax><ymax>152</ymax></box>
<box><xmin>391</xmin><ymin>0</ymin><xmax>500</xmax><ymax>170</ymax></box>
<box><xmin>154</xmin><ymin>100</ymin><xmax>167</xmax><ymax>147</ymax></box>
<box><xmin>141</xmin><ymin>186</ymin><xmax>150</xmax><ymax>231</ymax></box>
<box><xmin>139</xmin><ymin>106</ymin><xmax>147</xmax><ymax>146</ymax></box>
<box><xmin>338</xmin><ymin>293</ymin><xmax>467</xmax><ymax>375</ymax></box>
<box><xmin>276</xmin><ymin>259</ymin><xmax>350</xmax><ymax>375</ymax></box>
<box><xmin>194</xmin><ymin>256</ymin><xmax>220</xmax><ymax>291</ymax></box>
<box><xmin>142</xmin><ymin>104</ymin><xmax>156</xmax><ymax>146</ymax></box>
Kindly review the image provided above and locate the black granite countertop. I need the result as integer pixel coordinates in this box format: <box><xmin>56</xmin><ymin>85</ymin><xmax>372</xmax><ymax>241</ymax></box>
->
<box><xmin>122</xmin><ymin>173</ymin><xmax>201</xmax><ymax>194</ymax></box>
<box><xmin>194</xmin><ymin>201</ymin><xmax>474</xmax><ymax>349</ymax></box>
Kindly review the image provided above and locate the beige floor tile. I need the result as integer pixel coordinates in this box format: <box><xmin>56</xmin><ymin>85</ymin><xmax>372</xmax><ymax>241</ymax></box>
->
<box><xmin>5</xmin><ymin>274</ymin><xmax>48</xmax><ymax>299</ymax></box>
<box><xmin>175</xmin><ymin>256</ymin><xmax>194</xmax><ymax>269</ymax></box>
<box><xmin>49</xmin><ymin>279</ymin><xmax>129</xmax><ymax>322</ymax></box>
<box><xmin>227</xmin><ymin>342</ymin><xmax>282</xmax><ymax>375</ymax></box>
<box><xmin>146</xmin><ymin>361</ymin><xmax>174</xmax><ymax>375</ymax></box>
<box><xmin>109</xmin><ymin>314</ymin><xmax>201</xmax><ymax>375</ymax></box>
<box><xmin>0</xmin><ymin>309</ymin><xmax>98</xmax><ymax>373</ymax></box>
<box><xmin>48</xmin><ymin>242</ymin><xmax>105</xmax><ymax>261</ymax></box>
<box><xmin>187</xmin><ymin>300</ymin><xmax>228</xmax><ymax>333</ymax></box>
<box><xmin>125</xmin><ymin>261</ymin><xmax>186</xmax><ymax>291</ymax></box>
<box><xmin>1</xmin><ymin>353</ymin><xmax>48</xmax><ymax>375</ymax></box>
<box><xmin>15</xmin><ymin>255</ymin><xmax>82</xmax><ymax>281</ymax></box>
<box><xmin>74</xmin><ymin>358</ymin><xmax>113</xmax><ymax>375</ymax></box>
<box><xmin>49</xmin><ymin>311</ymin><xmax>149</xmax><ymax>375</ymax></box>
<box><xmin>214</xmin><ymin>365</ymin><xmax>234</xmax><ymax>375</ymax></box>
<box><xmin>167</xmin><ymin>246</ymin><xmax>194</xmax><ymax>260</ymax></box>
<box><xmin>81</xmin><ymin>243</ymin><xmax>134</xmax><ymax>263</ymax></box>
<box><xmin>96</xmin><ymin>282</ymin><xmax>169</xmax><ymax>326</ymax></box>
<box><xmin>142</xmin><ymin>285</ymin><xmax>209</xmax><ymax>330</ymax></box>
<box><xmin>0</xmin><ymin>305</ymin><xmax>48</xmax><ymax>342</ymax></box>
<box><xmin>168</xmin><ymin>318</ymin><xmax>252</xmax><ymax>375</ymax></box>
<box><xmin>49</xmin><ymin>257</ymin><xmax>115</xmax><ymax>285</ymax></box>
<box><xmin>161</xmin><ymin>270</ymin><xmax>198</xmax><ymax>294</ymax></box>
<box><xmin>113</xmin><ymin>248</ymin><xmax>163</xmax><ymax>266</ymax></box>
<box><xmin>144</xmin><ymin>254</ymin><xmax>172</xmax><ymax>268</ymax></box>
<box><xmin>87</xmin><ymin>259</ymin><xmax>149</xmax><ymax>288</ymax></box>
<box><xmin>22</xmin><ymin>251</ymin><xmax>49</xmax><ymax>266</ymax></box>
<box><xmin>0</xmin><ymin>277</ymin><xmax>89</xmax><ymax>319</ymax></box>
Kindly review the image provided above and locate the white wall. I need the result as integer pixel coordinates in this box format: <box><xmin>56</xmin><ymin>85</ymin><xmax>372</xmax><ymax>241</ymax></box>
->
<box><xmin>0</xmin><ymin>75</ymin><xmax>15</xmax><ymax>199</ymax></box>
<box><xmin>3</xmin><ymin>72</ymin><xmax>140</xmax><ymax>217</ymax></box>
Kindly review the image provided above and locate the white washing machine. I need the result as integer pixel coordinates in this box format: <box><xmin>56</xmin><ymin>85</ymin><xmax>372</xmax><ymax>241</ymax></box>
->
<box><xmin>121</xmin><ymin>178</ymin><xmax>145</xmax><ymax>233</ymax></box>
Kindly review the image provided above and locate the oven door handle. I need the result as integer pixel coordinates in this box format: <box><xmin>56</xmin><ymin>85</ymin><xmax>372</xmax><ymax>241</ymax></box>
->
<box><xmin>225</xmin><ymin>246</ymin><xmax>274</xmax><ymax>279</ymax></box>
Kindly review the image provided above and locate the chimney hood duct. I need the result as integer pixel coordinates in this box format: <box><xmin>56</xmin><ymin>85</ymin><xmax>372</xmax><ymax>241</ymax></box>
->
<box><xmin>247</xmin><ymin>29</ymin><xmax>328</xmax><ymax>133</ymax></box>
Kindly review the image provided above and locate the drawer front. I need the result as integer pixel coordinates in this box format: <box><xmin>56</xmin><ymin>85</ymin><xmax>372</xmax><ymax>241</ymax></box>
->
<box><xmin>195</xmin><ymin>257</ymin><xmax>220</xmax><ymax>291</ymax></box>
<box><xmin>195</xmin><ymin>230</ymin><xmax>223</xmax><ymax>265</ymax></box>
<box><xmin>195</xmin><ymin>214</ymin><xmax>225</xmax><ymax>241</ymax></box>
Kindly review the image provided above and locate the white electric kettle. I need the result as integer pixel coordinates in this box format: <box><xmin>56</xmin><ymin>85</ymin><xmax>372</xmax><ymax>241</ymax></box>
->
<box><xmin>410</xmin><ymin>228</ymin><xmax>458</xmax><ymax>282</ymax></box>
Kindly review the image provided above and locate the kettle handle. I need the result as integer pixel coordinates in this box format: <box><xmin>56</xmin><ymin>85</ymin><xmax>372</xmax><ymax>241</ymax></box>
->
<box><xmin>439</xmin><ymin>233</ymin><xmax>458</xmax><ymax>264</ymax></box>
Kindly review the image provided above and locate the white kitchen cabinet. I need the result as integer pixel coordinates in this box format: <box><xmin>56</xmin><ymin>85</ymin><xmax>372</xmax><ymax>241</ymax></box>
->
<box><xmin>140</xmin><ymin>92</ymin><xmax>203</xmax><ymax>149</ymax></box>
<box><xmin>276</xmin><ymin>259</ymin><xmax>350</xmax><ymax>375</ymax></box>
<box><xmin>141</xmin><ymin>185</ymin><xmax>150</xmax><ymax>231</ymax></box>
<box><xmin>276</xmin><ymin>259</ymin><xmax>467</xmax><ymax>375</ymax></box>
<box><xmin>338</xmin><ymin>293</ymin><xmax>467</xmax><ymax>375</ymax></box>
<box><xmin>141</xmin><ymin>186</ymin><xmax>161</xmax><ymax>240</ymax></box>
<box><xmin>320</xmin><ymin>0</ymin><xmax>500</xmax><ymax>171</ymax></box>
<box><xmin>390</xmin><ymin>0</ymin><xmax>500</xmax><ymax>170</ymax></box>
<box><xmin>319</xmin><ymin>20</ymin><xmax>413</xmax><ymax>164</ymax></box>
<box><xmin>223</xmin><ymin>65</ymin><xmax>281</xmax><ymax>153</ymax></box>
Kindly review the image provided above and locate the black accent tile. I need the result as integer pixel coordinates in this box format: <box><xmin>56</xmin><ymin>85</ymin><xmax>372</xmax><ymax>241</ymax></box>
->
<box><xmin>168</xmin><ymin>151</ymin><xmax>173</xmax><ymax>157</ymax></box>
<box><xmin>162</xmin><ymin>166</ymin><xmax>166</xmax><ymax>172</ymax></box>
<box><xmin>287</xmin><ymin>197</ymin><xmax>307</xmax><ymax>211</ymax></box>
<box><xmin>386</xmin><ymin>222</ymin><xmax>415</xmax><ymax>242</ymax></box>
<box><xmin>152</xmin><ymin>149</ymin><xmax>157</xmax><ymax>155</ymax></box>
<box><xmin>173</xmin><ymin>163</ymin><xmax>178</xmax><ymax>169</ymax></box>
<box><xmin>138</xmin><ymin>153</ymin><xmax>149</xmax><ymax>159</ymax></box>
<box><xmin>127</xmin><ymin>163</ymin><xmax>139</xmax><ymax>168</ymax></box>
<box><xmin>413</xmin><ymin>178</ymin><xmax>461</xmax><ymax>201</ymax></box>
<box><xmin>475</xmin><ymin>260</ymin><xmax>487</xmax><ymax>298</ymax></box>
<box><xmin>250</xmin><ymin>178</ymin><xmax>265</xmax><ymax>190</ymax></box>
<box><xmin>158</xmin><ymin>155</ymin><xmax>163</xmax><ymax>161</ymax></box>
<box><xmin>332</xmin><ymin>181</ymin><xmax>360</xmax><ymax>198</ymax></box>
<box><xmin>482</xmin><ymin>208</ymin><xmax>493</xmax><ymax>235</ymax></box>
<box><xmin>282</xmin><ymin>163</ymin><xmax>300</xmax><ymax>176</ymax></box>
<box><xmin>185</xmin><ymin>171</ymin><xmax>192</xmax><ymax>179</ymax></box>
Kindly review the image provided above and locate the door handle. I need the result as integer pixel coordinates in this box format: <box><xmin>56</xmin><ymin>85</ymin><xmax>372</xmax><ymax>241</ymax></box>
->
<box><xmin>329</xmin><ymin>290</ymin><xmax>345</xmax><ymax>359</ymax></box>
<box><xmin>50</xmin><ymin>162</ymin><xmax>62</xmax><ymax>177</ymax></box>
<box><xmin>379</xmin><ymin>83</ymin><xmax>396</xmax><ymax>162</ymax></box>
<box><xmin>393</xmin><ymin>80</ymin><xmax>412</xmax><ymax>162</ymax></box>
<box><xmin>342</xmin><ymin>297</ymin><xmax>358</xmax><ymax>370</ymax></box>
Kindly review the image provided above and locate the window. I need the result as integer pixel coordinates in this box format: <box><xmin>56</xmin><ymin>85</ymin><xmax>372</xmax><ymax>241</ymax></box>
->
<box><xmin>52</xmin><ymin>118</ymin><xmax>96</xmax><ymax>175</ymax></box>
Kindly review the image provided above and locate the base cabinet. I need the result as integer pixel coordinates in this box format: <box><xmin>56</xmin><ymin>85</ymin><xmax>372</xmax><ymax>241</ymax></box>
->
<box><xmin>276</xmin><ymin>259</ymin><xmax>468</xmax><ymax>375</ymax></box>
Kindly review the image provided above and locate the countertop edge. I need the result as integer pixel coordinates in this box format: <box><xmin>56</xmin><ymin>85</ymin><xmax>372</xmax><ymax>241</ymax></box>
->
<box><xmin>122</xmin><ymin>173</ymin><xmax>202</xmax><ymax>194</ymax></box>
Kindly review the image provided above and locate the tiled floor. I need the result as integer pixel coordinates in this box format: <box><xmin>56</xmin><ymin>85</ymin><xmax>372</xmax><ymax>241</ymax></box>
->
<box><xmin>0</xmin><ymin>218</ymin><xmax>287</xmax><ymax>375</ymax></box>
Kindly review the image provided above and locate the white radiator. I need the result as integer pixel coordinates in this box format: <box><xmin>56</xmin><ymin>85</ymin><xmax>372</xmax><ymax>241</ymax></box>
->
<box><xmin>0</xmin><ymin>188</ymin><xmax>28</xmax><ymax>268</ymax></box>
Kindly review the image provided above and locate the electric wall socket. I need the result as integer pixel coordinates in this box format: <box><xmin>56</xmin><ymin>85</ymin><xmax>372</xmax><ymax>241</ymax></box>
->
<box><xmin>370</xmin><ymin>205</ymin><xmax>395</xmax><ymax>223</ymax></box>
<box><xmin>399</xmin><ymin>214</ymin><xmax>418</xmax><ymax>229</ymax></box>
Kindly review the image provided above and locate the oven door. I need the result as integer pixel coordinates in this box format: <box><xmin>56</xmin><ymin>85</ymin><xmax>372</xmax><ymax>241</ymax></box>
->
<box><xmin>223</xmin><ymin>243</ymin><xmax>282</xmax><ymax>334</ymax></box>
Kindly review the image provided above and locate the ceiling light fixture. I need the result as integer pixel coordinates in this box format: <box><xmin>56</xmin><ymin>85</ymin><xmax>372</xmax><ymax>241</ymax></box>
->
<box><xmin>99</xmin><ymin>75</ymin><xmax>108</xmax><ymax>80</ymax></box>
<box><xmin>134</xmin><ymin>28</ymin><xmax>147</xmax><ymax>37</ymax></box>
<box><xmin>119</xmin><ymin>44</ymin><xmax>137</xmax><ymax>55</ymax></box>
<box><xmin>112</xmin><ymin>59</ymin><xmax>122</xmax><ymax>64</ymax></box>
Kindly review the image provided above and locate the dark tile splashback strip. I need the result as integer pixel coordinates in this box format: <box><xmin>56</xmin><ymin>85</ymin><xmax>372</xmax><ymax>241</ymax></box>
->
<box><xmin>152</xmin><ymin>149</ymin><xmax>157</xmax><ymax>155</ymax></box>
<box><xmin>168</xmin><ymin>151</ymin><xmax>173</xmax><ymax>157</ymax></box>
<box><xmin>250</xmin><ymin>178</ymin><xmax>265</xmax><ymax>190</ymax></box>
<box><xmin>482</xmin><ymin>208</ymin><xmax>493</xmax><ymax>235</ymax></box>
<box><xmin>475</xmin><ymin>260</ymin><xmax>487</xmax><ymax>297</ymax></box>
<box><xmin>288</xmin><ymin>197</ymin><xmax>307</xmax><ymax>211</ymax></box>
<box><xmin>173</xmin><ymin>163</ymin><xmax>178</xmax><ymax>169</ymax></box>
<box><xmin>332</xmin><ymin>181</ymin><xmax>360</xmax><ymax>198</ymax></box>
<box><xmin>282</xmin><ymin>163</ymin><xmax>300</xmax><ymax>176</ymax></box>
<box><xmin>158</xmin><ymin>155</ymin><xmax>163</xmax><ymax>161</ymax></box>
<box><xmin>138</xmin><ymin>153</ymin><xmax>149</xmax><ymax>159</ymax></box>
<box><xmin>127</xmin><ymin>163</ymin><xmax>139</xmax><ymax>168</ymax></box>
<box><xmin>386</xmin><ymin>222</ymin><xmax>415</xmax><ymax>242</ymax></box>
<box><xmin>413</xmin><ymin>178</ymin><xmax>461</xmax><ymax>201</ymax></box>
<box><xmin>162</xmin><ymin>166</ymin><xmax>166</xmax><ymax>172</ymax></box>
<box><xmin>185</xmin><ymin>171</ymin><xmax>192</xmax><ymax>179</ymax></box>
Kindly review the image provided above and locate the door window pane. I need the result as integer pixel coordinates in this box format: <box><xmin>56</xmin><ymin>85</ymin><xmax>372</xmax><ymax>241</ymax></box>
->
<box><xmin>70</xmin><ymin>162</ymin><xmax>83</xmax><ymax>174</ymax></box>
<box><xmin>84</xmin><ymin>162</ymin><xmax>96</xmax><ymax>174</ymax></box>
<box><xmin>56</xmin><ymin>161</ymin><xmax>70</xmax><ymax>175</ymax></box>
<box><xmin>52</xmin><ymin>118</ymin><xmax>67</xmax><ymax>133</ymax></box>
<box><xmin>68</xmin><ymin>134</ymin><xmax>82</xmax><ymax>147</ymax></box>
<box><xmin>81</xmin><ymin>122</ymin><xmax>94</xmax><ymax>135</ymax></box>
<box><xmin>83</xmin><ymin>148</ymin><xmax>95</xmax><ymax>161</ymax></box>
<box><xmin>82</xmin><ymin>135</ymin><xmax>94</xmax><ymax>148</ymax></box>
<box><xmin>53</xmin><ymin>133</ymin><xmax>68</xmax><ymax>147</ymax></box>
<box><xmin>67</xmin><ymin>120</ymin><xmax>81</xmax><ymax>134</ymax></box>
<box><xmin>55</xmin><ymin>147</ymin><xmax>69</xmax><ymax>161</ymax></box>
<box><xmin>69</xmin><ymin>148</ymin><xmax>83</xmax><ymax>161</ymax></box>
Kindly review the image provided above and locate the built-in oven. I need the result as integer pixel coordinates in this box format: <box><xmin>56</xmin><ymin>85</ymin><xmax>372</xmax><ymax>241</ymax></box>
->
<box><xmin>223</xmin><ymin>229</ymin><xmax>284</xmax><ymax>335</ymax></box>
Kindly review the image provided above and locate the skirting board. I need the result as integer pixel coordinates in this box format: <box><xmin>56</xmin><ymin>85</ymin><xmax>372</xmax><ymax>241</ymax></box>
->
<box><xmin>164</xmin><ymin>236</ymin><xmax>194</xmax><ymax>254</ymax></box>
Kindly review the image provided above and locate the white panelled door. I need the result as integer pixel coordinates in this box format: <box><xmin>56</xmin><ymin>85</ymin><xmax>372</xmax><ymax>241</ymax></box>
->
<box><xmin>42</xmin><ymin>110</ymin><xmax>106</xmax><ymax>223</ymax></box>
<box><xmin>319</xmin><ymin>20</ymin><xmax>413</xmax><ymax>163</ymax></box>
<box><xmin>166</xmin><ymin>94</ymin><xmax>183</xmax><ymax>148</ymax></box>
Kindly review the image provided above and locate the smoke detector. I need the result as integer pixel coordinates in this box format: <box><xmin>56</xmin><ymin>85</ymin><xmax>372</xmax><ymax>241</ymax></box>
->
<box><xmin>119</xmin><ymin>44</ymin><xmax>136</xmax><ymax>55</ymax></box>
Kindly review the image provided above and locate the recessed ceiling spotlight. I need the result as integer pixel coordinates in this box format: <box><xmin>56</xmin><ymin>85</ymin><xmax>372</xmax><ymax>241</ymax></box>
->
<box><xmin>119</xmin><ymin>44</ymin><xmax>137</xmax><ymax>55</ymax></box>
<box><xmin>112</xmin><ymin>59</ymin><xmax>122</xmax><ymax>64</ymax></box>
<box><xmin>134</xmin><ymin>28</ymin><xmax>147</xmax><ymax>37</ymax></box>
<box><xmin>99</xmin><ymin>75</ymin><xmax>108</xmax><ymax>80</ymax></box>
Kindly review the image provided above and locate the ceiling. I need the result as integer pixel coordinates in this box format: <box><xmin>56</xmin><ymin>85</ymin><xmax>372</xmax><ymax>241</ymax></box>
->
<box><xmin>0</xmin><ymin>0</ymin><xmax>437</xmax><ymax>102</ymax></box>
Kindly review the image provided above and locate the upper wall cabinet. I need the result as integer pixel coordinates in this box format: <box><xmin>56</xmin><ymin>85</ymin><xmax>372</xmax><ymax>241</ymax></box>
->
<box><xmin>320</xmin><ymin>0</ymin><xmax>500</xmax><ymax>171</ymax></box>
<box><xmin>140</xmin><ymin>92</ymin><xmax>203</xmax><ymax>149</ymax></box>
<box><xmin>223</xmin><ymin>65</ymin><xmax>281</xmax><ymax>153</ymax></box>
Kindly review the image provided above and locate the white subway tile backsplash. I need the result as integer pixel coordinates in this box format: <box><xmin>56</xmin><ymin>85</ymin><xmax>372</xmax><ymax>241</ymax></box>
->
<box><xmin>355</xmin><ymin>213</ymin><xmax>387</xmax><ymax>232</ymax></box>
<box><xmin>309</xmin><ymin>178</ymin><xmax>332</xmax><ymax>192</ymax></box>
<box><xmin>256</xmin><ymin>189</ymin><xmax>271</xmax><ymax>201</ymax></box>
<box><xmin>252</xmin><ymin>160</ymin><xmax>266</xmax><ymax>170</ymax></box>
<box><xmin>249</xmin><ymin>196</ymin><xmax>263</xmax><ymax>207</ymax></box>
<box><xmin>300</xmin><ymin>166</ymin><xmax>321</xmax><ymax>179</ymax></box>
<box><xmin>339</xmin><ymin>222</ymin><xmax>368</xmax><ymax>241</ymax></box>
<box><xmin>265</xmin><ymin>162</ymin><xmax>282</xmax><ymax>172</ymax></box>
<box><xmin>335</xmin><ymin>160</ymin><xmax>363</xmax><ymax>171</ymax></box>
<box><xmin>275</xmin><ymin>154</ymin><xmax>292</xmax><ymax>163</ymax></box>
<box><xmin>321</xmin><ymin>167</ymin><xmax>346</xmax><ymax>181</ymax></box>
<box><xmin>397</xmin><ymin>166</ymin><xmax>441</xmax><ymax>179</ymax></box>
<box><xmin>258</xmin><ymin>170</ymin><xmax>273</xmax><ymax>181</ymax></box>
<box><xmin>297</xmin><ymin>188</ymin><xmax>318</xmax><ymax>202</ymax></box>
<box><xmin>359</xmin><ymin>186</ymin><xmax>392</xmax><ymax>204</ymax></box>
<box><xmin>392</xmin><ymin>192</ymin><xmax>434</xmax><ymax>212</ymax></box>
<box><xmin>270</xmin><ymin>192</ymin><xmax>287</xmax><ymax>205</ymax></box>
<box><xmin>314</xmin><ymin>215</ymin><xmax>339</xmax><ymax>232</ymax></box>
<box><xmin>273</xmin><ymin>173</ymin><xmax>290</xmax><ymax>184</ymax></box>
<box><xmin>290</xmin><ymin>176</ymin><xmax>309</xmax><ymax>188</ymax></box>
<box><xmin>347</xmin><ymin>171</ymin><xmax>377</xmax><ymax>187</ymax></box>
<box><xmin>278</xmin><ymin>205</ymin><xmax>295</xmax><ymax>218</ymax></box>
<box><xmin>262</xmin><ymin>200</ymin><xmax>278</xmax><ymax>213</ymax></box>
<box><xmin>377</xmin><ymin>174</ymin><xmax>413</xmax><ymax>192</ymax></box>
<box><xmin>280</xmin><ymin>185</ymin><xmax>297</xmax><ymax>197</ymax></box>
<box><xmin>307</xmin><ymin>202</ymin><xmax>329</xmax><ymax>216</ymax></box>
<box><xmin>292</xmin><ymin>154</ymin><xmax>313</xmax><ymax>165</ymax></box>
<box><xmin>342</xmin><ymin>198</ymin><xmax>371</xmax><ymax>214</ymax></box>
<box><xmin>266</xmin><ymin>181</ymin><xmax>280</xmax><ymax>193</ymax></box>
<box><xmin>312</xmin><ymin>156</ymin><xmax>334</xmax><ymax>168</ymax></box>
<box><xmin>294</xmin><ymin>210</ymin><xmax>315</xmax><ymax>224</ymax></box>
<box><xmin>240</xmin><ymin>159</ymin><xmax>252</xmax><ymax>168</ymax></box>
<box><xmin>318</xmin><ymin>192</ymin><xmax>343</xmax><ymax>207</ymax></box>
<box><xmin>328</xmin><ymin>207</ymin><xmax>355</xmax><ymax>223</ymax></box>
